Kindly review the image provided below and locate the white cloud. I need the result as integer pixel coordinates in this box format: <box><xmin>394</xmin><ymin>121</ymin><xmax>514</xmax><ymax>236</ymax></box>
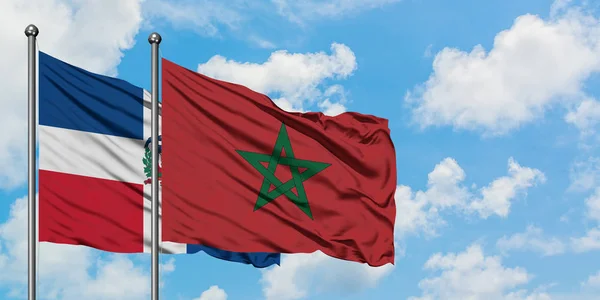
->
<box><xmin>582</xmin><ymin>271</ymin><xmax>600</xmax><ymax>289</ymax></box>
<box><xmin>571</xmin><ymin>228</ymin><xmax>600</xmax><ymax>253</ymax></box>
<box><xmin>272</xmin><ymin>98</ymin><xmax>305</xmax><ymax>113</ymax></box>
<box><xmin>197</xmin><ymin>43</ymin><xmax>356</xmax><ymax>113</ymax></box>
<box><xmin>143</xmin><ymin>1</ymin><xmax>399</xmax><ymax>46</ymax></box>
<box><xmin>143</xmin><ymin>0</ymin><xmax>243</xmax><ymax>37</ymax></box>
<box><xmin>424</xmin><ymin>44</ymin><xmax>434</xmax><ymax>58</ymax></box>
<box><xmin>160</xmin><ymin>257</ymin><xmax>176</xmax><ymax>273</ymax></box>
<box><xmin>0</xmin><ymin>196</ymin><xmax>170</xmax><ymax>299</ymax></box>
<box><xmin>396</xmin><ymin>157</ymin><xmax>545</xmax><ymax>238</ymax></box>
<box><xmin>504</xmin><ymin>290</ymin><xmax>553</xmax><ymax>300</ymax></box>
<box><xmin>260</xmin><ymin>251</ymin><xmax>394</xmax><ymax>300</ymax></box>
<box><xmin>394</xmin><ymin>185</ymin><xmax>445</xmax><ymax>238</ymax></box>
<box><xmin>495</xmin><ymin>186</ymin><xmax>600</xmax><ymax>256</ymax></box>
<box><xmin>318</xmin><ymin>99</ymin><xmax>346</xmax><ymax>116</ymax></box>
<box><xmin>194</xmin><ymin>285</ymin><xmax>228</xmax><ymax>300</ymax></box>
<box><xmin>248</xmin><ymin>35</ymin><xmax>277</xmax><ymax>49</ymax></box>
<box><xmin>565</xmin><ymin>98</ymin><xmax>600</xmax><ymax>137</ymax></box>
<box><xmin>406</xmin><ymin>4</ymin><xmax>600</xmax><ymax>135</ymax></box>
<box><xmin>317</xmin><ymin>85</ymin><xmax>348</xmax><ymax>116</ymax></box>
<box><xmin>550</xmin><ymin>0</ymin><xmax>574</xmax><ymax>17</ymax></box>
<box><xmin>571</xmin><ymin>187</ymin><xmax>600</xmax><ymax>253</ymax></box>
<box><xmin>496</xmin><ymin>225</ymin><xmax>566</xmax><ymax>256</ymax></box>
<box><xmin>77</xmin><ymin>256</ymin><xmax>149</xmax><ymax>300</ymax></box>
<box><xmin>272</xmin><ymin>0</ymin><xmax>401</xmax><ymax>24</ymax></box>
<box><xmin>585</xmin><ymin>188</ymin><xmax>600</xmax><ymax>222</ymax></box>
<box><xmin>569</xmin><ymin>157</ymin><xmax>600</xmax><ymax>192</ymax></box>
<box><xmin>394</xmin><ymin>157</ymin><xmax>468</xmax><ymax>238</ymax></box>
<box><xmin>0</xmin><ymin>0</ymin><xmax>144</xmax><ymax>188</ymax></box>
<box><xmin>469</xmin><ymin>158</ymin><xmax>547</xmax><ymax>218</ymax></box>
<box><xmin>409</xmin><ymin>244</ymin><xmax>546</xmax><ymax>300</ymax></box>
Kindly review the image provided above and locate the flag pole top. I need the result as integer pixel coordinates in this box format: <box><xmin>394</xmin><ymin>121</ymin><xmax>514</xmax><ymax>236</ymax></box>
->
<box><xmin>148</xmin><ymin>32</ymin><xmax>162</xmax><ymax>44</ymax></box>
<box><xmin>24</xmin><ymin>24</ymin><xmax>39</xmax><ymax>37</ymax></box>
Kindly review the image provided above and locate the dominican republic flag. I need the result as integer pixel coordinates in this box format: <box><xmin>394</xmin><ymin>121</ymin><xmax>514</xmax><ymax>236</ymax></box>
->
<box><xmin>37</xmin><ymin>51</ymin><xmax>280</xmax><ymax>268</ymax></box>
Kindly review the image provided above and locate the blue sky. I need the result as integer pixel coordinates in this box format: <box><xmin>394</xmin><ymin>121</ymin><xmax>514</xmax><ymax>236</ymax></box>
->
<box><xmin>1</xmin><ymin>0</ymin><xmax>600</xmax><ymax>299</ymax></box>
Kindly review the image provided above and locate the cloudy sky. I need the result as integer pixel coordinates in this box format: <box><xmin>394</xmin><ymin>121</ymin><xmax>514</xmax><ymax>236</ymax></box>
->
<box><xmin>1</xmin><ymin>0</ymin><xmax>600</xmax><ymax>299</ymax></box>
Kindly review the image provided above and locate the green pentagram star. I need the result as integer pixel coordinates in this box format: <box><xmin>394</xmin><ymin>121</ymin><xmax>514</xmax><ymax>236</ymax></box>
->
<box><xmin>236</xmin><ymin>123</ymin><xmax>331</xmax><ymax>219</ymax></box>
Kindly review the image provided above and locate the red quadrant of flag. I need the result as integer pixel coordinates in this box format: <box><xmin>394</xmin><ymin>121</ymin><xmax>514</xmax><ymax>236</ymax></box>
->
<box><xmin>161</xmin><ymin>58</ymin><xmax>397</xmax><ymax>266</ymax></box>
<box><xmin>39</xmin><ymin>170</ymin><xmax>144</xmax><ymax>252</ymax></box>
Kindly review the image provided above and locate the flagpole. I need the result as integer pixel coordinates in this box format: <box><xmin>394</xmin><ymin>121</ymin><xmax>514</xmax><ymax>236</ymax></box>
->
<box><xmin>148</xmin><ymin>32</ymin><xmax>162</xmax><ymax>300</ymax></box>
<box><xmin>25</xmin><ymin>24</ymin><xmax>39</xmax><ymax>300</ymax></box>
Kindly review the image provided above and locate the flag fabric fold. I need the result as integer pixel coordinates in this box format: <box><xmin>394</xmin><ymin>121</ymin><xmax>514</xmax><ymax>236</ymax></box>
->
<box><xmin>38</xmin><ymin>51</ymin><xmax>280</xmax><ymax>268</ymax></box>
<box><xmin>161</xmin><ymin>58</ymin><xmax>397</xmax><ymax>267</ymax></box>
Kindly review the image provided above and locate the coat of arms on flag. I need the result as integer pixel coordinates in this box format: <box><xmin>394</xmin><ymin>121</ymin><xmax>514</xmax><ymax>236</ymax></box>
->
<box><xmin>144</xmin><ymin>135</ymin><xmax>162</xmax><ymax>185</ymax></box>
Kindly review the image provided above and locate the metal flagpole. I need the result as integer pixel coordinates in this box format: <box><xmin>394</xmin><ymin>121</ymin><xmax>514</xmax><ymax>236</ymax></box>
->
<box><xmin>148</xmin><ymin>32</ymin><xmax>162</xmax><ymax>300</ymax></box>
<box><xmin>25</xmin><ymin>24</ymin><xmax>39</xmax><ymax>300</ymax></box>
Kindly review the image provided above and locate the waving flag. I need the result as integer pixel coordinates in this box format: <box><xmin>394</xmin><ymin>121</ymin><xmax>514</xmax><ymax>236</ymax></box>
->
<box><xmin>38</xmin><ymin>51</ymin><xmax>280</xmax><ymax>268</ymax></box>
<box><xmin>161</xmin><ymin>58</ymin><xmax>397</xmax><ymax>267</ymax></box>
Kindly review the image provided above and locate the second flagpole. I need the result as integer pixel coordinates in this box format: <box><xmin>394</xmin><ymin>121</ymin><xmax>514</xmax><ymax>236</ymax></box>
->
<box><xmin>149</xmin><ymin>32</ymin><xmax>162</xmax><ymax>300</ymax></box>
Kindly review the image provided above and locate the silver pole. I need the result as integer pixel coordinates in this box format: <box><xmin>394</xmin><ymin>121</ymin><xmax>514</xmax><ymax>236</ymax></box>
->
<box><xmin>148</xmin><ymin>32</ymin><xmax>162</xmax><ymax>300</ymax></box>
<box><xmin>25</xmin><ymin>24</ymin><xmax>39</xmax><ymax>300</ymax></box>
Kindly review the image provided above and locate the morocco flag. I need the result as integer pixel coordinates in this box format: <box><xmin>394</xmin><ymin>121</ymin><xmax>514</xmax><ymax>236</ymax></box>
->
<box><xmin>161</xmin><ymin>59</ymin><xmax>397</xmax><ymax>266</ymax></box>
